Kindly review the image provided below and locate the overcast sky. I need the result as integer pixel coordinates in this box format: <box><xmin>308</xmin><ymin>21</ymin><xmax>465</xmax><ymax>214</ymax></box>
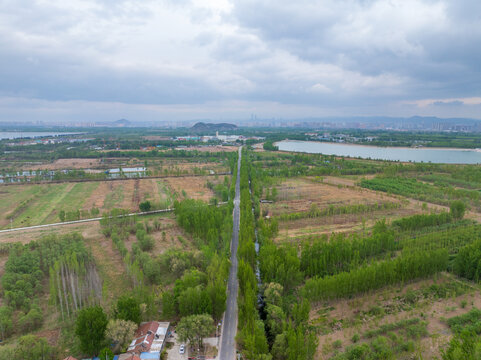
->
<box><xmin>1</xmin><ymin>0</ymin><xmax>481</xmax><ymax>123</ymax></box>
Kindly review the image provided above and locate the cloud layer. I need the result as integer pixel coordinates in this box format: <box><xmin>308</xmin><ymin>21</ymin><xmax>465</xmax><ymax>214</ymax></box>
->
<box><xmin>0</xmin><ymin>0</ymin><xmax>480</xmax><ymax>122</ymax></box>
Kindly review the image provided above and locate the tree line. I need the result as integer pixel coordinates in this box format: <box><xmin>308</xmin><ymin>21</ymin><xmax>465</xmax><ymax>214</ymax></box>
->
<box><xmin>302</xmin><ymin>248</ymin><xmax>449</xmax><ymax>301</ymax></box>
<box><xmin>300</xmin><ymin>220</ymin><xmax>396</xmax><ymax>278</ymax></box>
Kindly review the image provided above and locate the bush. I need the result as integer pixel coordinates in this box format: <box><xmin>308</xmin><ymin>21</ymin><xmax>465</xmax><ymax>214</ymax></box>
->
<box><xmin>18</xmin><ymin>305</ymin><xmax>43</xmax><ymax>332</ymax></box>
<box><xmin>450</xmin><ymin>200</ymin><xmax>466</xmax><ymax>220</ymax></box>
<box><xmin>351</xmin><ymin>333</ymin><xmax>360</xmax><ymax>343</ymax></box>
<box><xmin>139</xmin><ymin>201</ymin><xmax>152</xmax><ymax>212</ymax></box>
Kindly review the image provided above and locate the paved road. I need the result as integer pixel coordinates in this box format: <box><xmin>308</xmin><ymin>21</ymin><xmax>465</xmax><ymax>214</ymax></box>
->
<box><xmin>219</xmin><ymin>147</ymin><xmax>241</xmax><ymax>360</ymax></box>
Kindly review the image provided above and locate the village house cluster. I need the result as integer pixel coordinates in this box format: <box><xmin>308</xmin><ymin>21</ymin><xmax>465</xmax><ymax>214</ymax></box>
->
<box><xmin>63</xmin><ymin>321</ymin><xmax>170</xmax><ymax>360</ymax></box>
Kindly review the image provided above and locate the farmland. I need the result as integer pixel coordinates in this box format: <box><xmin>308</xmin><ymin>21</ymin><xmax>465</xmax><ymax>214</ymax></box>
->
<box><xmin>234</xmin><ymin>147</ymin><xmax>481</xmax><ymax>360</ymax></box>
<box><xmin>0</xmin><ymin>175</ymin><xmax>229</xmax><ymax>228</ymax></box>
<box><xmin>3</xmin><ymin>127</ymin><xmax>481</xmax><ymax>359</ymax></box>
<box><xmin>0</xmin><ymin>137</ymin><xmax>236</xmax><ymax>359</ymax></box>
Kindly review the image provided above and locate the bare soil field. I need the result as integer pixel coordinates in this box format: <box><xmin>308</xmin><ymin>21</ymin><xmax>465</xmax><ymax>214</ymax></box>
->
<box><xmin>267</xmin><ymin>175</ymin><xmax>451</xmax><ymax>242</ymax></box>
<box><xmin>174</xmin><ymin>145</ymin><xmax>238</xmax><ymax>153</ymax></box>
<box><xmin>0</xmin><ymin>220</ymin><xmax>102</xmax><ymax>244</ymax></box>
<box><xmin>274</xmin><ymin>207</ymin><xmax>417</xmax><ymax>242</ymax></box>
<box><xmin>263</xmin><ymin>178</ymin><xmax>401</xmax><ymax>217</ymax></box>
<box><xmin>164</xmin><ymin>176</ymin><xmax>217</xmax><ymax>201</ymax></box>
<box><xmin>129</xmin><ymin>215</ymin><xmax>195</xmax><ymax>254</ymax></box>
<box><xmin>312</xmin><ymin>274</ymin><xmax>481</xmax><ymax>360</ymax></box>
<box><xmin>21</xmin><ymin>158</ymin><xmax>102</xmax><ymax>170</ymax></box>
<box><xmin>148</xmin><ymin>160</ymin><xmax>229</xmax><ymax>176</ymax></box>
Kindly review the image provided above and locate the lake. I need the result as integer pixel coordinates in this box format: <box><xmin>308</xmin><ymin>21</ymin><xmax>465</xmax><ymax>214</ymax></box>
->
<box><xmin>0</xmin><ymin>131</ymin><xmax>81</xmax><ymax>140</ymax></box>
<box><xmin>275</xmin><ymin>140</ymin><xmax>481</xmax><ymax>164</ymax></box>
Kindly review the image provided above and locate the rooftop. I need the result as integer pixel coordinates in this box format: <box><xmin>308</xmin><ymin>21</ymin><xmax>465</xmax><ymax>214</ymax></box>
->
<box><xmin>127</xmin><ymin>321</ymin><xmax>169</xmax><ymax>354</ymax></box>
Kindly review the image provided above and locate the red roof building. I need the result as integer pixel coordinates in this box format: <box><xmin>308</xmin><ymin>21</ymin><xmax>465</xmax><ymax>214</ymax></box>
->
<box><xmin>118</xmin><ymin>354</ymin><xmax>141</xmax><ymax>360</ymax></box>
<box><xmin>127</xmin><ymin>321</ymin><xmax>169</xmax><ymax>354</ymax></box>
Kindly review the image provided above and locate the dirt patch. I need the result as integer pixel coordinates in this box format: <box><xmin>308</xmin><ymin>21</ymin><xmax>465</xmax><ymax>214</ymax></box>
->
<box><xmin>139</xmin><ymin>178</ymin><xmax>157</xmax><ymax>202</ymax></box>
<box><xmin>263</xmin><ymin>178</ymin><xmax>400</xmax><ymax>217</ymax></box>
<box><xmin>34</xmin><ymin>329</ymin><xmax>61</xmax><ymax>346</ymax></box>
<box><xmin>274</xmin><ymin>207</ymin><xmax>417</xmax><ymax>242</ymax></box>
<box><xmin>83</xmin><ymin>181</ymin><xmax>111</xmax><ymax>210</ymax></box>
<box><xmin>119</xmin><ymin>180</ymin><xmax>136</xmax><ymax>209</ymax></box>
<box><xmin>22</xmin><ymin>158</ymin><xmax>102</xmax><ymax>170</ymax></box>
<box><xmin>149</xmin><ymin>216</ymin><xmax>194</xmax><ymax>253</ymax></box>
<box><xmin>87</xmin><ymin>231</ymin><xmax>131</xmax><ymax>306</ymax></box>
<box><xmin>164</xmin><ymin>176</ymin><xmax>214</xmax><ymax>201</ymax></box>
<box><xmin>175</xmin><ymin>145</ymin><xmax>238</xmax><ymax>153</ymax></box>
<box><xmin>0</xmin><ymin>221</ymin><xmax>101</xmax><ymax>244</ymax></box>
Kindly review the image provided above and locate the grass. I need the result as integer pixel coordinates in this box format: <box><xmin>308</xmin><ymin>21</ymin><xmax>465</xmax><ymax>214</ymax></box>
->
<box><xmin>5</xmin><ymin>182</ymin><xmax>100</xmax><ymax>227</ymax></box>
<box><xmin>10</xmin><ymin>183</ymin><xmax>71</xmax><ymax>227</ymax></box>
<box><xmin>103</xmin><ymin>184</ymin><xmax>125</xmax><ymax>209</ymax></box>
<box><xmin>43</xmin><ymin>182</ymin><xmax>99</xmax><ymax>223</ymax></box>
<box><xmin>156</xmin><ymin>180</ymin><xmax>174</xmax><ymax>207</ymax></box>
<box><xmin>0</xmin><ymin>185</ymin><xmax>44</xmax><ymax>222</ymax></box>
<box><xmin>87</xmin><ymin>235</ymin><xmax>131</xmax><ymax>306</ymax></box>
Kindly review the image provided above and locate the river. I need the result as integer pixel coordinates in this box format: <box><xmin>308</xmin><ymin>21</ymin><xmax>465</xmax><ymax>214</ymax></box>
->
<box><xmin>276</xmin><ymin>140</ymin><xmax>481</xmax><ymax>164</ymax></box>
<box><xmin>0</xmin><ymin>131</ymin><xmax>82</xmax><ymax>140</ymax></box>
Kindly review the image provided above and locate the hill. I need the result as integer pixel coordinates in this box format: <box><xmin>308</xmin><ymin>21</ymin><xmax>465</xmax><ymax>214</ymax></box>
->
<box><xmin>191</xmin><ymin>122</ymin><xmax>237</xmax><ymax>132</ymax></box>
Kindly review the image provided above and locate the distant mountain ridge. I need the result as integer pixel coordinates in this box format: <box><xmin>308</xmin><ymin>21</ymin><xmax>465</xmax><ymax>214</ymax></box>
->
<box><xmin>114</xmin><ymin>119</ymin><xmax>131</xmax><ymax>127</ymax></box>
<box><xmin>191</xmin><ymin>122</ymin><xmax>237</xmax><ymax>132</ymax></box>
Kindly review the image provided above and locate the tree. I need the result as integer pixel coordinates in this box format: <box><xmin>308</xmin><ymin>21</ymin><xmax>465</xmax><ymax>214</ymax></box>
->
<box><xmin>177</xmin><ymin>314</ymin><xmax>214</xmax><ymax>351</ymax></box>
<box><xmin>14</xmin><ymin>335</ymin><xmax>55</xmax><ymax>360</ymax></box>
<box><xmin>59</xmin><ymin>210</ymin><xmax>65</xmax><ymax>222</ymax></box>
<box><xmin>18</xmin><ymin>305</ymin><xmax>43</xmax><ymax>332</ymax></box>
<box><xmin>162</xmin><ymin>291</ymin><xmax>176</xmax><ymax>319</ymax></box>
<box><xmin>75</xmin><ymin>306</ymin><xmax>108</xmax><ymax>356</ymax></box>
<box><xmin>451</xmin><ymin>200</ymin><xmax>466</xmax><ymax>220</ymax></box>
<box><xmin>139</xmin><ymin>200</ymin><xmax>152</xmax><ymax>212</ymax></box>
<box><xmin>105</xmin><ymin>319</ymin><xmax>138</xmax><ymax>353</ymax></box>
<box><xmin>0</xmin><ymin>306</ymin><xmax>13</xmax><ymax>340</ymax></box>
<box><xmin>99</xmin><ymin>347</ymin><xmax>115</xmax><ymax>360</ymax></box>
<box><xmin>264</xmin><ymin>283</ymin><xmax>283</xmax><ymax>307</ymax></box>
<box><xmin>115</xmin><ymin>295</ymin><xmax>142</xmax><ymax>324</ymax></box>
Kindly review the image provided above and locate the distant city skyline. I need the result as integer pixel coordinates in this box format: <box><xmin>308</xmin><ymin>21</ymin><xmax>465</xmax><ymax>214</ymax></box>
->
<box><xmin>1</xmin><ymin>0</ymin><xmax>480</xmax><ymax>123</ymax></box>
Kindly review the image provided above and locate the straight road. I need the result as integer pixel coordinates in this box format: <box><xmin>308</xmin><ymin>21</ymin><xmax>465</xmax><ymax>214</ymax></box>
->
<box><xmin>0</xmin><ymin>202</ymin><xmax>229</xmax><ymax>234</ymax></box>
<box><xmin>0</xmin><ymin>208</ymin><xmax>174</xmax><ymax>234</ymax></box>
<box><xmin>219</xmin><ymin>147</ymin><xmax>242</xmax><ymax>360</ymax></box>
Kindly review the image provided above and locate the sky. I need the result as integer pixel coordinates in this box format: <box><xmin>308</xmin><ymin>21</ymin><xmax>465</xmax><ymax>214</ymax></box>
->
<box><xmin>1</xmin><ymin>0</ymin><xmax>481</xmax><ymax>124</ymax></box>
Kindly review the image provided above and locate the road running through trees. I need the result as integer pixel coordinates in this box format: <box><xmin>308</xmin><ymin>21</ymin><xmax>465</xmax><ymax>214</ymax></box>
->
<box><xmin>219</xmin><ymin>146</ymin><xmax>241</xmax><ymax>360</ymax></box>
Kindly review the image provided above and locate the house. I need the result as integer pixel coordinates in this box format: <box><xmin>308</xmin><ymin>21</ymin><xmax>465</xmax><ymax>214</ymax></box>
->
<box><xmin>118</xmin><ymin>354</ymin><xmax>141</xmax><ymax>360</ymax></box>
<box><xmin>63</xmin><ymin>357</ymin><xmax>78</xmax><ymax>360</ymax></box>
<box><xmin>127</xmin><ymin>321</ymin><xmax>170</xmax><ymax>356</ymax></box>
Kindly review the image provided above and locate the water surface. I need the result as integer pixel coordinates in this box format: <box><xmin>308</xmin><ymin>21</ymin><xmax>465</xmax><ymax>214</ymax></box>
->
<box><xmin>276</xmin><ymin>140</ymin><xmax>481</xmax><ymax>164</ymax></box>
<box><xmin>0</xmin><ymin>131</ymin><xmax>80</xmax><ymax>140</ymax></box>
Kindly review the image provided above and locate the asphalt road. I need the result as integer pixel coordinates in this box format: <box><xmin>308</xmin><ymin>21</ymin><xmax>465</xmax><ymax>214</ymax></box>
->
<box><xmin>219</xmin><ymin>146</ymin><xmax>241</xmax><ymax>360</ymax></box>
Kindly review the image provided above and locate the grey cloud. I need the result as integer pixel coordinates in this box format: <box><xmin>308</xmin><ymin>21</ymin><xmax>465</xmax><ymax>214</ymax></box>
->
<box><xmin>0</xmin><ymin>0</ymin><xmax>480</xmax><ymax>122</ymax></box>
<box><xmin>229</xmin><ymin>0</ymin><xmax>481</xmax><ymax>99</ymax></box>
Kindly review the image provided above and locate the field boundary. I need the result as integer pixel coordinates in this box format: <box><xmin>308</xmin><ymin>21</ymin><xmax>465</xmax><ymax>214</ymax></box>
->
<box><xmin>0</xmin><ymin>172</ymin><xmax>231</xmax><ymax>186</ymax></box>
<box><xmin>0</xmin><ymin>208</ymin><xmax>173</xmax><ymax>233</ymax></box>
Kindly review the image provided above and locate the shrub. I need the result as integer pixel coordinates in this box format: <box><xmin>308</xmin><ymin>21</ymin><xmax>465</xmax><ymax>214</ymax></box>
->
<box><xmin>351</xmin><ymin>333</ymin><xmax>360</xmax><ymax>343</ymax></box>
